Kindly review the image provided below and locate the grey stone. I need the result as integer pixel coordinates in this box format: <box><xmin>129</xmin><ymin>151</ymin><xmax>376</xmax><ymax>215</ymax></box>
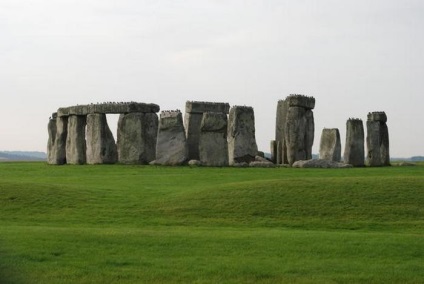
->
<box><xmin>188</xmin><ymin>159</ymin><xmax>202</xmax><ymax>166</ymax></box>
<box><xmin>366</xmin><ymin>112</ymin><xmax>390</xmax><ymax>166</ymax></box>
<box><xmin>319</xmin><ymin>128</ymin><xmax>341</xmax><ymax>162</ymax></box>
<box><xmin>199</xmin><ymin>112</ymin><xmax>228</xmax><ymax>166</ymax></box>
<box><xmin>398</xmin><ymin>162</ymin><xmax>416</xmax><ymax>167</ymax></box>
<box><xmin>184</xmin><ymin>101</ymin><xmax>230</xmax><ymax>160</ymax></box>
<box><xmin>285</xmin><ymin>107</ymin><xmax>309</xmax><ymax>165</ymax></box>
<box><xmin>52</xmin><ymin>116</ymin><xmax>68</xmax><ymax>165</ymax></box>
<box><xmin>57</xmin><ymin>102</ymin><xmax>160</xmax><ymax>117</ymax></box>
<box><xmin>255</xmin><ymin>155</ymin><xmax>273</xmax><ymax>163</ymax></box>
<box><xmin>275</xmin><ymin>100</ymin><xmax>289</xmax><ymax>164</ymax></box>
<box><xmin>47</xmin><ymin>116</ymin><xmax>57</xmax><ymax>164</ymax></box>
<box><xmin>228</xmin><ymin>106</ymin><xmax>258</xmax><ymax>165</ymax></box>
<box><xmin>270</xmin><ymin>140</ymin><xmax>277</xmax><ymax>164</ymax></box>
<box><xmin>343</xmin><ymin>119</ymin><xmax>365</xmax><ymax>167</ymax></box>
<box><xmin>86</xmin><ymin>113</ymin><xmax>117</xmax><ymax>164</ymax></box>
<box><xmin>66</xmin><ymin>115</ymin><xmax>87</xmax><ymax>165</ymax></box>
<box><xmin>117</xmin><ymin>112</ymin><xmax>158</xmax><ymax>164</ymax></box>
<box><xmin>292</xmin><ymin>159</ymin><xmax>353</xmax><ymax>168</ymax></box>
<box><xmin>249</xmin><ymin>161</ymin><xmax>276</xmax><ymax>168</ymax></box>
<box><xmin>155</xmin><ymin>111</ymin><xmax>188</xmax><ymax>166</ymax></box>
<box><xmin>286</xmin><ymin>94</ymin><xmax>316</xmax><ymax>109</ymax></box>
<box><xmin>231</xmin><ymin>162</ymin><xmax>249</xmax><ymax>167</ymax></box>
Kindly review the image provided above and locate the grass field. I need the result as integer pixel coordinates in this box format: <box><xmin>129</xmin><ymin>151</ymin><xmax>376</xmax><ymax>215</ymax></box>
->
<box><xmin>0</xmin><ymin>162</ymin><xmax>423</xmax><ymax>283</ymax></box>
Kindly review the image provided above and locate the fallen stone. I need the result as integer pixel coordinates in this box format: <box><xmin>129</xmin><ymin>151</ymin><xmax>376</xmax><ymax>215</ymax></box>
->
<box><xmin>188</xmin><ymin>159</ymin><xmax>202</xmax><ymax>166</ymax></box>
<box><xmin>249</xmin><ymin>161</ymin><xmax>275</xmax><ymax>168</ymax></box>
<box><xmin>292</xmin><ymin>159</ymin><xmax>353</xmax><ymax>168</ymax></box>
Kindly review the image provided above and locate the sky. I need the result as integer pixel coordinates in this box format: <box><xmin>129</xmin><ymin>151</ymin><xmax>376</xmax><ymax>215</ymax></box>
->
<box><xmin>1</xmin><ymin>0</ymin><xmax>423</xmax><ymax>157</ymax></box>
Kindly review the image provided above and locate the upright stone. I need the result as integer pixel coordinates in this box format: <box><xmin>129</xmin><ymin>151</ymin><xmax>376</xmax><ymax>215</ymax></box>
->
<box><xmin>155</xmin><ymin>111</ymin><xmax>188</xmax><ymax>166</ymax></box>
<box><xmin>366</xmin><ymin>112</ymin><xmax>390</xmax><ymax>166</ymax></box>
<box><xmin>86</xmin><ymin>113</ymin><xmax>117</xmax><ymax>164</ymax></box>
<box><xmin>227</xmin><ymin>106</ymin><xmax>258</xmax><ymax>165</ymax></box>
<box><xmin>185</xmin><ymin>101</ymin><xmax>230</xmax><ymax>160</ymax></box>
<box><xmin>199</xmin><ymin>112</ymin><xmax>228</xmax><ymax>166</ymax></box>
<box><xmin>344</xmin><ymin>118</ymin><xmax>364</xmax><ymax>166</ymax></box>
<box><xmin>270</xmin><ymin>140</ymin><xmax>277</xmax><ymax>164</ymax></box>
<box><xmin>275</xmin><ymin>94</ymin><xmax>315</xmax><ymax>166</ymax></box>
<box><xmin>319</xmin><ymin>128</ymin><xmax>341</xmax><ymax>162</ymax></box>
<box><xmin>53</xmin><ymin>115</ymin><xmax>68</xmax><ymax>165</ymax></box>
<box><xmin>117</xmin><ymin>112</ymin><xmax>158</xmax><ymax>164</ymax></box>
<box><xmin>47</xmin><ymin>113</ymin><xmax>58</xmax><ymax>164</ymax></box>
<box><xmin>66</xmin><ymin>115</ymin><xmax>87</xmax><ymax>165</ymax></box>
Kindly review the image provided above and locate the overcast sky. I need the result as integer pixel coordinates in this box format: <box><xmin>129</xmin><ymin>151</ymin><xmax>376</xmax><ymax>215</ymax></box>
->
<box><xmin>1</xmin><ymin>0</ymin><xmax>423</xmax><ymax>157</ymax></box>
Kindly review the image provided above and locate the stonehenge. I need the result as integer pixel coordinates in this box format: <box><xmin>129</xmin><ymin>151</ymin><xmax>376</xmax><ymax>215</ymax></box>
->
<box><xmin>366</xmin><ymin>112</ymin><xmax>390</xmax><ymax>166</ymax></box>
<box><xmin>343</xmin><ymin>118</ymin><xmax>365</xmax><ymax>167</ymax></box>
<box><xmin>47</xmin><ymin>100</ymin><xmax>390</xmax><ymax>168</ymax></box>
<box><xmin>319</xmin><ymin>128</ymin><xmax>341</xmax><ymax>162</ymax></box>
<box><xmin>274</xmin><ymin>95</ymin><xmax>315</xmax><ymax>166</ymax></box>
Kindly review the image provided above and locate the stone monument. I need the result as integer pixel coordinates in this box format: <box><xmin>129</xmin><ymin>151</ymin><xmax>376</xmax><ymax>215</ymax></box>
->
<box><xmin>199</xmin><ymin>112</ymin><xmax>229</xmax><ymax>166</ymax></box>
<box><xmin>319</xmin><ymin>128</ymin><xmax>341</xmax><ymax>162</ymax></box>
<box><xmin>343</xmin><ymin>118</ymin><xmax>364</xmax><ymax>166</ymax></box>
<box><xmin>366</xmin><ymin>111</ymin><xmax>390</xmax><ymax>166</ymax></box>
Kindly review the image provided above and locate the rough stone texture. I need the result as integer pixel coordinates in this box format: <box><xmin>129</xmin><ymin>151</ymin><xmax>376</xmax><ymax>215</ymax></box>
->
<box><xmin>199</xmin><ymin>112</ymin><xmax>228</xmax><ymax>166</ymax></box>
<box><xmin>117</xmin><ymin>112</ymin><xmax>158</xmax><ymax>164</ymax></box>
<box><xmin>52</xmin><ymin>116</ymin><xmax>68</xmax><ymax>165</ymax></box>
<box><xmin>155</xmin><ymin>111</ymin><xmax>188</xmax><ymax>166</ymax></box>
<box><xmin>250</xmin><ymin>161</ymin><xmax>275</xmax><ymax>168</ymax></box>
<box><xmin>227</xmin><ymin>106</ymin><xmax>258</xmax><ymax>165</ymax></box>
<box><xmin>47</xmin><ymin>116</ymin><xmax>57</xmax><ymax>164</ymax></box>
<box><xmin>188</xmin><ymin>159</ymin><xmax>202</xmax><ymax>166</ymax></box>
<box><xmin>66</xmin><ymin>115</ymin><xmax>87</xmax><ymax>165</ymax></box>
<box><xmin>366</xmin><ymin>112</ymin><xmax>390</xmax><ymax>167</ymax></box>
<box><xmin>86</xmin><ymin>113</ymin><xmax>117</xmax><ymax>164</ymax></box>
<box><xmin>319</xmin><ymin>128</ymin><xmax>341</xmax><ymax>162</ymax></box>
<box><xmin>255</xmin><ymin>155</ymin><xmax>273</xmax><ymax>163</ymax></box>
<box><xmin>343</xmin><ymin>119</ymin><xmax>365</xmax><ymax>167</ymax></box>
<box><xmin>184</xmin><ymin>101</ymin><xmax>230</xmax><ymax>160</ymax></box>
<box><xmin>57</xmin><ymin>102</ymin><xmax>160</xmax><ymax>117</ymax></box>
<box><xmin>292</xmin><ymin>159</ymin><xmax>353</xmax><ymax>168</ymax></box>
<box><xmin>275</xmin><ymin>95</ymin><xmax>315</xmax><ymax>165</ymax></box>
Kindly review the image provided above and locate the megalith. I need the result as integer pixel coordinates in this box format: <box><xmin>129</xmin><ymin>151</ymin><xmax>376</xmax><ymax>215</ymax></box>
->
<box><xmin>47</xmin><ymin>113</ymin><xmax>68</xmax><ymax>165</ymax></box>
<box><xmin>117</xmin><ymin>112</ymin><xmax>158</xmax><ymax>164</ymax></box>
<box><xmin>227</xmin><ymin>106</ymin><xmax>258</xmax><ymax>165</ymax></box>
<box><xmin>66</xmin><ymin>115</ymin><xmax>87</xmax><ymax>165</ymax></box>
<box><xmin>366</xmin><ymin>112</ymin><xmax>390</xmax><ymax>166</ymax></box>
<box><xmin>47</xmin><ymin>113</ymin><xmax>58</xmax><ymax>164</ymax></box>
<box><xmin>199</xmin><ymin>112</ymin><xmax>228</xmax><ymax>166</ymax></box>
<box><xmin>154</xmin><ymin>111</ymin><xmax>188</xmax><ymax>166</ymax></box>
<box><xmin>343</xmin><ymin>118</ymin><xmax>364</xmax><ymax>166</ymax></box>
<box><xmin>184</xmin><ymin>101</ymin><xmax>230</xmax><ymax>160</ymax></box>
<box><xmin>319</xmin><ymin>128</ymin><xmax>341</xmax><ymax>162</ymax></box>
<box><xmin>86</xmin><ymin>113</ymin><xmax>118</xmax><ymax>164</ymax></box>
<box><xmin>275</xmin><ymin>95</ymin><xmax>315</xmax><ymax>166</ymax></box>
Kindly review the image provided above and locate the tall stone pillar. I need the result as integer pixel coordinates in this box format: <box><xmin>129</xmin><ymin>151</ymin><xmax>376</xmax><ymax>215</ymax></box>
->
<box><xmin>184</xmin><ymin>101</ymin><xmax>230</xmax><ymax>160</ymax></box>
<box><xmin>66</xmin><ymin>115</ymin><xmax>87</xmax><ymax>165</ymax></box>
<box><xmin>86</xmin><ymin>113</ymin><xmax>118</xmax><ymax>164</ymax></box>
<box><xmin>47</xmin><ymin>113</ymin><xmax>58</xmax><ymax>164</ymax></box>
<box><xmin>319</xmin><ymin>128</ymin><xmax>341</xmax><ymax>162</ymax></box>
<box><xmin>227</xmin><ymin>106</ymin><xmax>258</xmax><ymax>165</ymax></box>
<box><xmin>199</xmin><ymin>112</ymin><xmax>228</xmax><ymax>166</ymax></box>
<box><xmin>344</xmin><ymin>118</ymin><xmax>364</xmax><ymax>166</ymax></box>
<box><xmin>275</xmin><ymin>95</ymin><xmax>315</xmax><ymax>166</ymax></box>
<box><xmin>117</xmin><ymin>112</ymin><xmax>158</xmax><ymax>164</ymax></box>
<box><xmin>366</xmin><ymin>112</ymin><xmax>390</xmax><ymax>166</ymax></box>
<box><xmin>154</xmin><ymin>111</ymin><xmax>188</xmax><ymax>166</ymax></box>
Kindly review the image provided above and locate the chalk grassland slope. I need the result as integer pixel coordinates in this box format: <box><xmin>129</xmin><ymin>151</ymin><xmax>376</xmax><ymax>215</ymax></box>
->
<box><xmin>0</xmin><ymin>163</ymin><xmax>423</xmax><ymax>283</ymax></box>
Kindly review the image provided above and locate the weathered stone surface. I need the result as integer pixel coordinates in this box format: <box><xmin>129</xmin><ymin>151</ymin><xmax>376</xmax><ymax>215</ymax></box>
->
<box><xmin>275</xmin><ymin>100</ymin><xmax>289</xmax><ymax>164</ymax></box>
<box><xmin>255</xmin><ymin>155</ymin><xmax>273</xmax><ymax>163</ymax></box>
<box><xmin>188</xmin><ymin>159</ymin><xmax>202</xmax><ymax>166</ymax></box>
<box><xmin>343</xmin><ymin>119</ymin><xmax>365</xmax><ymax>167</ymax></box>
<box><xmin>66</xmin><ymin>115</ymin><xmax>87</xmax><ymax>165</ymax></box>
<box><xmin>319</xmin><ymin>128</ymin><xmax>341</xmax><ymax>162</ymax></box>
<box><xmin>292</xmin><ymin>159</ymin><xmax>353</xmax><ymax>168</ymax></box>
<box><xmin>155</xmin><ymin>111</ymin><xmax>188</xmax><ymax>166</ymax></box>
<box><xmin>185</xmin><ymin>101</ymin><xmax>230</xmax><ymax>114</ymax></box>
<box><xmin>47</xmin><ymin>116</ymin><xmax>57</xmax><ymax>164</ymax></box>
<box><xmin>366</xmin><ymin>112</ymin><xmax>390</xmax><ymax>166</ymax></box>
<box><xmin>250</xmin><ymin>161</ymin><xmax>275</xmax><ymax>168</ymax></box>
<box><xmin>199</xmin><ymin>112</ymin><xmax>228</xmax><ymax>166</ymax></box>
<box><xmin>117</xmin><ymin>112</ymin><xmax>158</xmax><ymax>164</ymax></box>
<box><xmin>52</xmin><ymin>116</ymin><xmax>68</xmax><ymax>165</ymax></box>
<box><xmin>57</xmin><ymin>102</ymin><xmax>160</xmax><ymax>117</ymax></box>
<box><xmin>285</xmin><ymin>94</ymin><xmax>315</xmax><ymax>109</ymax></box>
<box><xmin>86</xmin><ymin>114</ymin><xmax>117</xmax><ymax>164</ymax></box>
<box><xmin>270</xmin><ymin>140</ymin><xmax>278</xmax><ymax>164</ymax></box>
<box><xmin>227</xmin><ymin>106</ymin><xmax>258</xmax><ymax>165</ymax></box>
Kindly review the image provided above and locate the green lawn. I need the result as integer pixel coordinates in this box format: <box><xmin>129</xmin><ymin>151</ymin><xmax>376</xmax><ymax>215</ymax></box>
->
<box><xmin>0</xmin><ymin>162</ymin><xmax>423</xmax><ymax>283</ymax></box>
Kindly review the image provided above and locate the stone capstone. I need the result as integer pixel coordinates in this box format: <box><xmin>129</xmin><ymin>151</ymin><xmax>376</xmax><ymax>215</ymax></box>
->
<box><xmin>227</xmin><ymin>106</ymin><xmax>258</xmax><ymax>165</ymax></box>
<box><xmin>117</xmin><ymin>112</ymin><xmax>158</xmax><ymax>164</ymax></box>
<box><xmin>343</xmin><ymin>118</ymin><xmax>365</xmax><ymax>167</ymax></box>
<box><xmin>199</xmin><ymin>112</ymin><xmax>228</xmax><ymax>166</ymax></box>
<box><xmin>292</xmin><ymin>159</ymin><xmax>353</xmax><ymax>168</ymax></box>
<box><xmin>66</xmin><ymin>115</ymin><xmax>87</xmax><ymax>165</ymax></box>
<box><xmin>154</xmin><ymin>111</ymin><xmax>188</xmax><ymax>166</ymax></box>
<box><xmin>366</xmin><ymin>111</ymin><xmax>390</xmax><ymax>167</ymax></box>
<box><xmin>86</xmin><ymin>113</ymin><xmax>118</xmax><ymax>164</ymax></box>
<box><xmin>57</xmin><ymin>102</ymin><xmax>160</xmax><ymax>117</ymax></box>
<box><xmin>319</xmin><ymin>128</ymin><xmax>341</xmax><ymax>162</ymax></box>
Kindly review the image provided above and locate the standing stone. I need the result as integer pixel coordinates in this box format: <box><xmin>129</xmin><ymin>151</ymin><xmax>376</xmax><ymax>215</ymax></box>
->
<box><xmin>199</xmin><ymin>112</ymin><xmax>228</xmax><ymax>166</ymax></box>
<box><xmin>270</xmin><ymin>140</ymin><xmax>277</xmax><ymax>164</ymax></box>
<box><xmin>184</xmin><ymin>101</ymin><xmax>230</xmax><ymax>160</ymax></box>
<box><xmin>227</xmin><ymin>106</ymin><xmax>258</xmax><ymax>165</ymax></box>
<box><xmin>117</xmin><ymin>112</ymin><xmax>158</xmax><ymax>164</ymax></box>
<box><xmin>344</xmin><ymin>118</ymin><xmax>364</xmax><ymax>166</ymax></box>
<box><xmin>66</xmin><ymin>115</ymin><xmax>87</xmax><ymax>165</ymax></box>
<box><xmin>86</xmin><ymin>113</ymin><xmax>117</xmax><ymax>164</ymax></box>
<box><xmin>319</xmin><ymin>128</ymin><xmax>341</xmax><ymax>162</ymax></box>
<box><xmin>275</xmin><ymin>94</ymin><xmax>315</xmax><ymax>166</ymax></box>
<box><xmin>53</xmin><ymin>115</ymin><xmax>68</xmax><ymax>165</ymax></box>
<box><xmin>47</xmin><ymin>113</ymin><xmax>58</xmax><ymax>164</ymax></box>
<box><xmin>155</xmin><ymin>111</ymin><xmax>188</xmax><ymax>166</ymax></box>
<box><xmin>366</xmin><ymin>112</ymin><xmax>390</xmax><ymax>166</ymax></box>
